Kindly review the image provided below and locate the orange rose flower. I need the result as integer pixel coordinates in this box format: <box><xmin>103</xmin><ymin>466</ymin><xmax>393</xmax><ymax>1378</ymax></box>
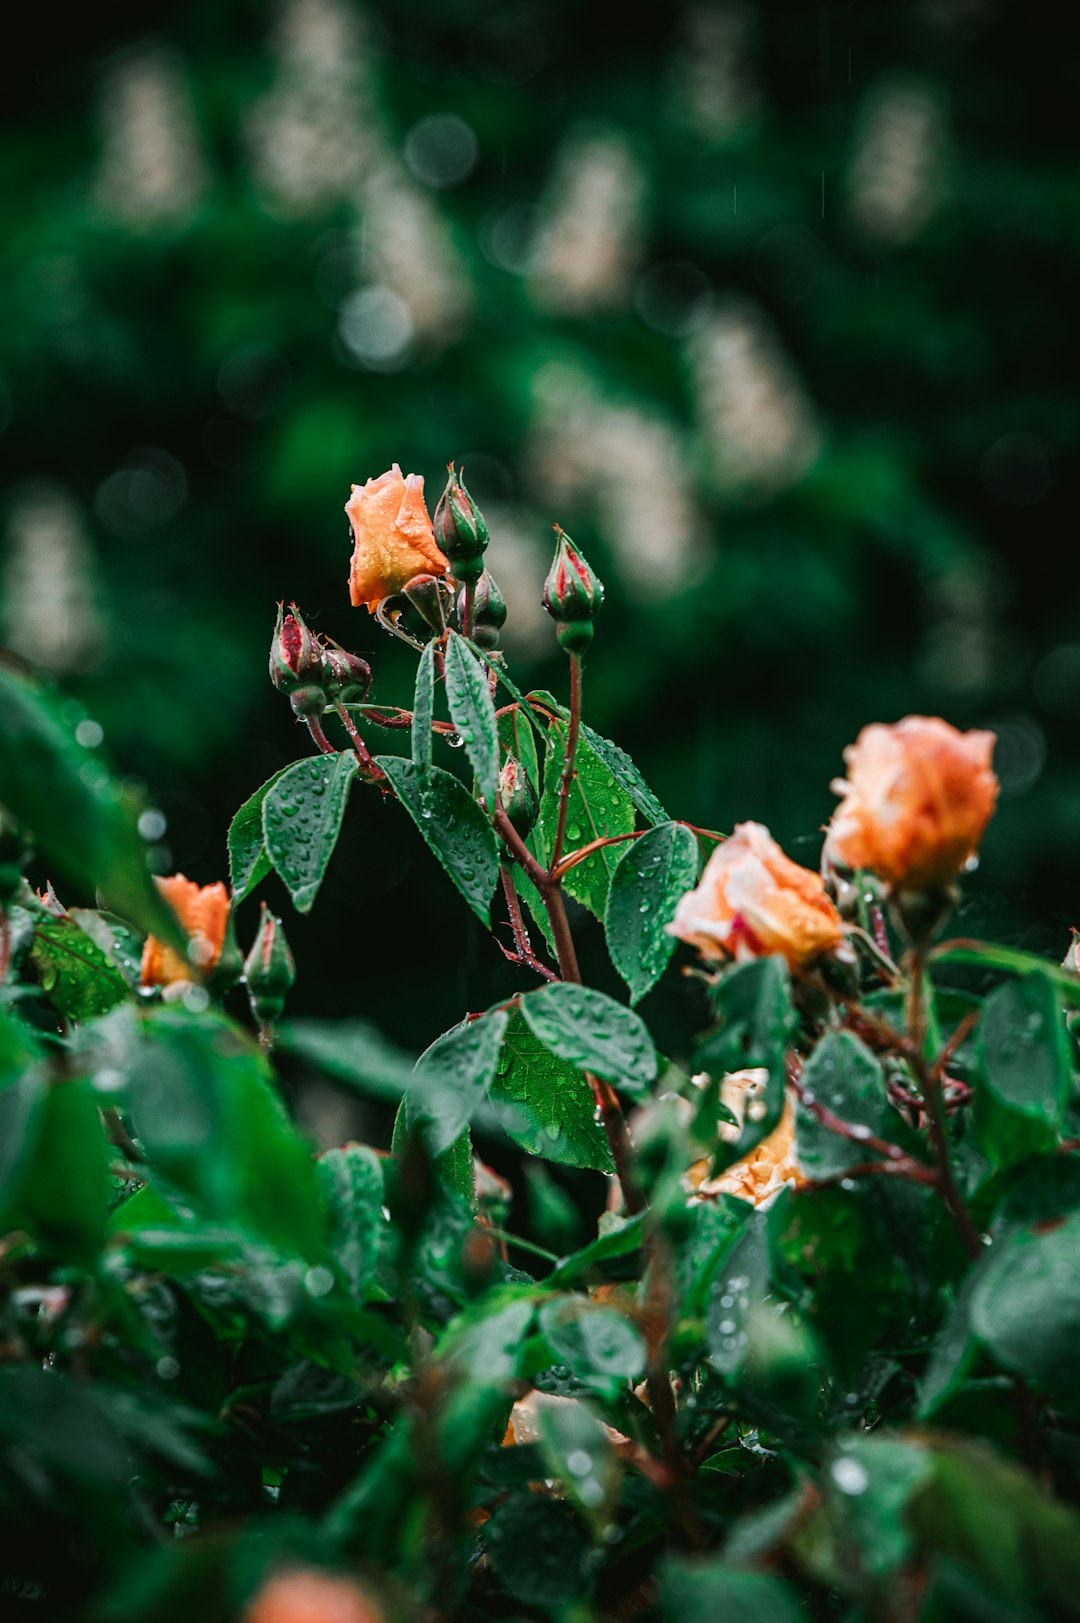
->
<box><xmin>242</xmin><ymin>1569</ymin><xmax>381</xmax><ymax>1623</ymax></box>
<box><xmin>826</xmin><ymin>716</ymin><xmax>998</xmax><ymax>891</ymax></box>
<box><xmin>345</xmin><ymin>465</ymin><xmax>449</xmax><ymax>612</ymax></box>
<box><xmin>685</xmin><ymin>1070</ymin><xmax>804</xmax><ymax>1209</ymax></box>
<box><xmin>667</xmin><ymin>821</ymin><xmax>843</xmax><ymax>971</ymax></box>
<box><xmin>140</xmin><ymin>875</ymin><xmax>230</xmax><ymax>988</ymax></box>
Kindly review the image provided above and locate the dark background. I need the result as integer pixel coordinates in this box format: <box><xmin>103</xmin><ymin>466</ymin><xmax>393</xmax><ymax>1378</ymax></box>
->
<box><xmin>3</xmin><ymin>0</ymin><xmax>1079</xmax><ymax>1081</ymax></box>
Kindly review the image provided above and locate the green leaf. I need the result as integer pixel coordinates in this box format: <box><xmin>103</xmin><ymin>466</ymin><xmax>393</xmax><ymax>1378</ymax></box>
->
<box><xmin>126</xmin><ymin>1008</ymin><xmax>327</xmax><ymax>1262</ymax></box>
<box><xmin>0</xmin><ymin>1012</ymin><xmax>46</xmax><ymax>1220</ymax></box>
<box><xmin>535</xmin><ymin>1396</ymin><xmax>620</xmax><ymax>1531</ymax></box>
<box><xmin>539</xmin><ymin>1298</ymin><xmax>646</xmax><ymax>1384</ymax></box>
<box><xmin>580</xmin><ymin>723</ymin><xmax>669</xmax><ymax>827</ymax></box>
<box><xmin>263</xmin><ymin>751</ymin><xmax>358</xmax><ymax>914</ymax></box>
<box><xmin>705</xmin><ymin>1212</ymin><xmax>770</xmax><ymax>1377</ymax></box>
<box><xmin>975</xmin><ymin>972</ymin><xmax>1072</xmax><ymax>1169</ymax></box>
<box><xmin>694</xmin><ymin>958</ymin><xmax>795</xmax><ymax>1170</ymax></box>
<box><xmin>15</xmin><ymin>1077</ymin><xmax>112</xmax><ymax>1262</ymax></box>
<box><xmin>933</xmin><ymin>940</ymin><xmax>1080</xmax><ymax>1007</ymax></box>
<box><xmin>276</xmin><ymin>1018</ymin><xmax>415</xmax><ymax>1101</ymax></box>
<box><xmin>605</xmin><ymin>822</ymin><xmax>699</xmax><ymax>1004</ymax></box>
<box><xmin>29</xmin><ymin>912</ymin><xmax>131</xmax><ymax>1022</ymax></box>
<box><xmin>375</xmin><ymin>755</ymin><xmax>499</xmax><ymax>926</ymax></box>
<box><xmin>519</xmin><ymin>982</ymin><xmax>657</xmax><ymax>1100</ymax></box>
<box><xmin>546</xmin><ymin>1213</ymin><xmax>645</xmax><ymax>1287</ymax></box>
<box><xmin>445</xmin><ymin>632</ymin><xmax>499</xmax><ymax>812</ymax></box>
<box><xmin>824</xmin><ymin>1435</ymin><xmax>933</xmax><ymax>1578</ymax></box>
<box><xmin>661</xmin><ymin>1558</ymin><xmax>805</xmax><ymax>1623</ymax></box>
<box><xmin>411</xmin><ymin>639</ymin><xmax>435</xmax><ymax>774</ymax></box>
<box><xmin>0</xmin><ymin>665</ymin><xmax>185</xmax><ymax>949</ymax></box>
<box><xmin>318</xmin><ymin>1144</ymin><xmax>385</xmax><ymax>1302</ymax></box>
<box><xmin>969</xmin><ymin>1211</ymin><xmax>1080</xmax><ymax>1406</ymax></box>
<box><xmin>411</xmin><ymin>1009</ymin><xmax>512</xmax><ymax>1156</ymax></box>
<box><xmin>442</xmin><ymin>1294</ymin><xmax>536</xmax><ymax>1380</ymax></box>
<box><xmin>537</xmin><ymin>720</ymin><xmax>635</xmax><ymax>920</ymax></box>
<box><xmin>490</xmin><ymin>1009</ymin><xmax>613</xmax><ymax>1172</ymax></box>
<box><xmin>795</xmin><ymin>1031</ymin><xmax>903</xmax><ymax>1178</ymax></box>
<box><xmin>485</xmin><ymin>1497</ymin><xmax>589</xmax><ymax>1611</ymax></box>
<box><xmin>227</xmin><ymin>766</ymin><xmax>290</xmax><ymax>905</ymax></box>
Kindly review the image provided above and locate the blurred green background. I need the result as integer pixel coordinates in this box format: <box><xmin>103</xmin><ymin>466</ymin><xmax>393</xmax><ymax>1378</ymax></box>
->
<box><xmin>4</xmin><ymin>0</ymin><xmax>1079</xmax><ymax>1067</ymax></box>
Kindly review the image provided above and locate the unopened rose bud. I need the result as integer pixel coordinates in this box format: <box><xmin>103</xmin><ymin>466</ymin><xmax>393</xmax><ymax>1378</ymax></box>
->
<box><xmin>244</xmin><ymin>902</ymin><xmax>296</xmax><ymax>1028</ymax></box>
<box><xmin>208</xmin><ymin>907</ymin><xmax>244</xmax><ymax>994</ymax></box>
<box><xmin>542</xmin><ymin>528</ymin><xmax>603</xmax><ymax>654</ymax></box>
<box><xmin>270</xmin><ymin>603</ymin><xmax>324</xmax><ymax>697</ymax></box>
<box><xmin>457</xmin><ymin>569</ymin><xmax>507</xmax><ymax>650</ymax></box>
<box><xmin>402</xmin><ymin>572</ymin><xmax>447</xmax><ymax>634</ymax></box>
<box><xmin>498</xmin><ymin>755</ymin><xmax>539</xmax><ymax>838</ymax></box>
<box><xmin>322</xmin><ymin>645</ymin><xmax>372</xmax><ymax>704</ymax></box>
<box><xmin>434</xmin><ymin>464</ymin><xmax>489</xmax><ymax>585</ymax></box>
<box><xmin>289</xmin><ymin>684</ymin><xmax>329</xmax><ymax>720</ymax></box>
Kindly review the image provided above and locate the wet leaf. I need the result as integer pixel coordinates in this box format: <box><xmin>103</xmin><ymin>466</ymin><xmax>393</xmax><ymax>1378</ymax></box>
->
<box><xmin>605</xmin><ymin>822</ymin><xmax>699</xmax><ymax>1004</ymax></box>
<box><xmin>263</xmin><ymin>751</ymin><xmax>358</xmax><ymax>914</ymax></box>
<box><xmin>520</xmin><ymin>981</ymin><xmax>657</xmax><ymax>1100</ymax></box>
<box><xmin>445</xmin><ymin>631</ymin><xmax>499</xmax><ymax>812</ymax></box>
<box><xmin>376</xmin><ymin>755</ymin><xmax>499</xmax><ymax>926</ymax></box>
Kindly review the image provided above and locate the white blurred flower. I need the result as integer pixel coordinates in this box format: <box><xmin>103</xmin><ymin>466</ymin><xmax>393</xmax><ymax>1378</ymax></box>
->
<box><xmin>359</xmin><ymin>160</ymin><xmax>472</xmax><ymax>342</ymax></box>
<box><xmin>245</xmin><ymin>0</ymin><xmax>381</xmax><ymax>216</ymax></box>
<box><xmin>2</xmin><ymin>482</ymin><xmax>105</xmax><ymax>672</ymax></box>
<box><xmin>93</xmin><ymin>46</ymin><xmax>208</xmax><ymax>227</ymax></box>
<box><xmin>668</xmin><ymin>3</ymin><xmax>761</xmax><ymax>143</ymax></box>
<box><xmin>528</xmin><ymin>128</ymin><xmax>646</xmax><ymax>314</ymax></box>
<box><xmin>687</xmin><ymin>300</ymin><xmax>822</xmax><ymax>496</ymax></box>
<box><xmin>846</xmin><ymin>80</ymin><xmax>947</xmax><ymax>246</ymax></box>
<box><xmin>527</xmin><ymin>364</ymin><xmax>707</xmax><ymax>598</ymax></box>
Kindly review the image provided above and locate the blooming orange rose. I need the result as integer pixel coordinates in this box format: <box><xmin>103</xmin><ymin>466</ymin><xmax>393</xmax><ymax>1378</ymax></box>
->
<box><xmin>140</xmin><ymin>874</ymin><xmax>230</xmax><ymax>988</ymax></box>
<box><xmin>667</xmin><ymin>821</ymin><xmax>843</xmax><ymax>970</ymax></box>
<box><xmin>242</xmin><ymin>1569</ymin><xmax>381</xmax><ymax>1623</ymax></box>
<box><xmin>345</xmin><ymin>465</ymin><xmax>449</xmax><ymax>612</ymax></box>
<box><xmin>825</xmin><ymin>715</ymin><xmax>998</xmax><ymax>891</ymax></box>
<box><xmin>685</xmin><ymin>1070</ymin><xmax>803</xmax><ymax>1209</ymax></box>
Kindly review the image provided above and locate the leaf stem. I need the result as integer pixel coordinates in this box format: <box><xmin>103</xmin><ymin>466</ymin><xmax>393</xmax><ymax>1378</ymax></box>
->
<box><xmin>498</xmin><ymin>864</ymin><xmax>557</xmax><ymax>982</ymax></box>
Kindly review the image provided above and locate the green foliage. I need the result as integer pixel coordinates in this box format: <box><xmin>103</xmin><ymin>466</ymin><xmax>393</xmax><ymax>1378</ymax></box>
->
<box><xmin>375</xmin><ymin>755</ymin><xmax>499</xmax><ymax>925</ymax></box>
<box><xmin>606</xmin><ymin>821</ymin><xmax>700</xmax><ymax>1003</ymax></box>
<box><xmin>519</xmin><ymin>980</ymin><xmax>658</xmax><ymax>1099</ymax></box>
<box><xmin>444</xmin><ymin>632</ymin><xmax>499</xmax><ymax>812</ymax></box>
<box><xmin>262</xmin><ymin>751</ymin><xmax>358</xmax><ymax>914</ymax></box>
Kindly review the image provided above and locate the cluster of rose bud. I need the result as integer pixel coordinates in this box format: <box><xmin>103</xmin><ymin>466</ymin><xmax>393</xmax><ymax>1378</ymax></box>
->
<box><xmin>541</xmin><ymin>527</ymin><xmax>604</xmax><ymax>655</ymax></box>
<box><xmin>269</xmin><ymin>603</ymin><xmax>371</xmax><ymax>719</ymax></box>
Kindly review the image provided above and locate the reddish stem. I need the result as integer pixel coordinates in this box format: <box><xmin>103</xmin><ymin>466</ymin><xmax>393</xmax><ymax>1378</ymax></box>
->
<box><xmin>498</xmin><ymin>865</ymin><xmax>557</xmax><ymax>982</ymax></box>
<box><xmin>305</xmin><ymin>715</ymin><xmax>336</xmax><ymax>755</ymax></box>
<box><xmin>549</xmin><ymin>652</ymin><xmax>582</xmax><ymax>875</ymax></box>
<box><xmin>333</xmin><ymin>699</ymin><xmax>384</xmax><ymax>780</ymax></box>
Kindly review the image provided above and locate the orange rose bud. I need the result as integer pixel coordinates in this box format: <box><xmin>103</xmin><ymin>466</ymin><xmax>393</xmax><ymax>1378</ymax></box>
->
<box><xmin>140</xmin><ymin>875</ymin><xmax>230</xmax><ymax>988</ymax></box>
<box><xmin>242</xmin><ymin>1569</ymin><xmax>382</xmax><ymax>1623</ymax></box>
<box><xmin>667</xmin><ymin>822</ymin><xmax>843</xmax><ymax>971</ymax></box>
<box><xmin>345</xmin><ymin>465</ymin><xmax>448</xmax><ymax>612</ymax></box>
<box><xmin>825</xmin><ymin>716</ymin><xmax>998</xmax><ymax>892</ymax></box>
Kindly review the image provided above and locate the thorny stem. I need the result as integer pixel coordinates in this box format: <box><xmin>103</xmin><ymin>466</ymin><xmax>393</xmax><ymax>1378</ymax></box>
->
<box><xmin>332</xmin><ymin>698</ymin><xmax>383</xmax><ymax>779</ymax></box>
<box><xmin>305</xmin><ymin>715</ymin><xmax>336</xmax><ymax>756</ymax></box>
<box><xmin>463</xmin><ymin>579</ymin><xmax>475</xmax><ymax>643</ymax></box>
<box><xmin>550</xmin><ymin>822</ymin><xmax>725</xmax><ymax>885</ymax></box>
<box><xmin>498</xmin><ymin>864</ymin><xmax>557</xmax><ymax>982</ymax></box>
<box><xmin>905</xmin><ymin>949</ymin><xmax>983</xmax><ymax>1264</ymax></box>
<box><xmin>550</xmin><ymin>651</ymin><xmax>582</xmax><ymax>875</ymax></box>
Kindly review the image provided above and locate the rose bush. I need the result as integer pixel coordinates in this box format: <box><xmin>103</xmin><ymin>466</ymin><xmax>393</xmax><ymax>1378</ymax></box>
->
<box><xmin>2</xmin><ymin>463</ymin><xmax>1080</xmax><ymax>1623</ymax></box>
